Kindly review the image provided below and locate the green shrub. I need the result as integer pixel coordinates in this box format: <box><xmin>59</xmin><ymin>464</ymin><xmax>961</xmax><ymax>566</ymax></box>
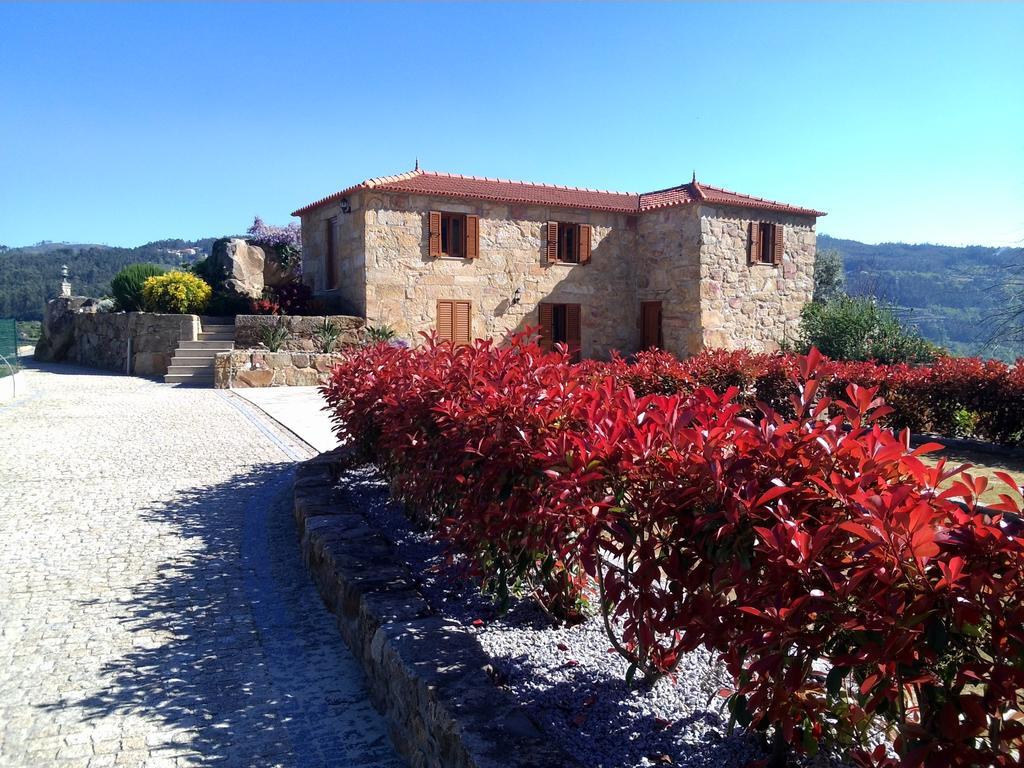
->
<box><xmin>793</xmin><ymin>295</ymin><xmax>940</xmax><ymax>364</ymax></box>
<box><xmin>110</xmin><ymin>263</ymin><xmax>167</xmax><ymax>311</ymax></box>
<box><xmin>141</xmin><ymin>271</ymin><xmax>212</xmax><ymax>314</ymax></box>
<box><xmin>812</xmin><ymin>247</ymin><xmax>845</xmax><ymax>303</ymax></box>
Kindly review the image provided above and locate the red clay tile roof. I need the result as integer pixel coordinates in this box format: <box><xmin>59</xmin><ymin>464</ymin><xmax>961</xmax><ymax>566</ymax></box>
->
<box><xmin>291</xmin><ymin>169</ymin><xmax>825</xmax><ymax>218</ymax></box>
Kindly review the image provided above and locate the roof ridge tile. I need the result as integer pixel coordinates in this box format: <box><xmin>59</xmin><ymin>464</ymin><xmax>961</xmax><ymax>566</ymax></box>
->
<box><xmin>416</xmin><ymin>169</ymin><xmax>638</xmax><ymax>197</ymax></box>
<box><xmin>291</xmin><ymin>169</ymin><xmax>825</xmax><ymax>218</ymax></box>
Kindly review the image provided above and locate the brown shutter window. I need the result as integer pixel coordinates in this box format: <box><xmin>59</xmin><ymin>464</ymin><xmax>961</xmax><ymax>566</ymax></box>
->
<box><xmin>772</xmin><ymin>224</ymin><xmax>784</xmax><ymax>265</ymax></box>
<box><xmin>538</xmin><ymin>303</ymin><xmax>554</xmax><ymax>350</ymax></box>
<box><xmin>438</xmin><ymin>300</ymin><xmax>471</xmax><ymax>344</ymax></box>
<box><xmin>465</xmin><ymin>215</ymin><xmax>479</xmax><ymax>259</ymax></box>
<box><xmin>436</xmin><ymin>300</ymin><xmax>454</xmax><ymax>342</ymax></box>
<box><xmin>453</xmin><ymin>301</ymin><xmax>472</xmax><ymax>344</ymax></box>
<box><xmin>546</xmin><ymin>222</ymin><xmax>558</xmax><ymax>264</ymax></box>
<box><xmin>748</xmin><ymin>221</ymin><xmax>760</xmax><ymax>265</ymax></box>
<box><xmin>428</xmin><ymin>211</ymin><xmax>442</xmax><ymax>258</ymax></box>
<box><xmin>565</xmin><ymin>303</ymin><xmax>581</xmax><ymax>362</ymax></box>
<box><xmin>578</xmin><ymin>224</ymin><xmax>592</xmax><ymax>265</ymax></box>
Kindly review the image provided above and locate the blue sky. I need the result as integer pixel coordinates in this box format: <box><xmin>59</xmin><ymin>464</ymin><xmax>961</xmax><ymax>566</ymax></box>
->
<box><xmin>1</xmin><ymin>2</ymin><xmax>1021</xmax><ymax>248</ymax></box>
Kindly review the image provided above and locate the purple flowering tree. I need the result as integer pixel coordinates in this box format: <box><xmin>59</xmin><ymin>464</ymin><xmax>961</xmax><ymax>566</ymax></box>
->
<box><xmin>246</xmin><ymin>217</ymin><xmax>301</xmax><ymax>250</ymax></box>
<box><xmin>246</xmin><ymin>217</ymin><xmax>302</xmax><ymax>273</ymax></box>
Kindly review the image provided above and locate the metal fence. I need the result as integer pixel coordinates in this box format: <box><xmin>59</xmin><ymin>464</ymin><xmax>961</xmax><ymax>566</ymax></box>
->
<box><xmin>0</xmin><ymin>318</ymin><xmax>16</xmax><ymax>365</ymax></box>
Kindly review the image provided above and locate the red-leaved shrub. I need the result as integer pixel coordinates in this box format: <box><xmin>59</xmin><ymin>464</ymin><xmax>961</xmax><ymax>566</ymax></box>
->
<box><xmin>322</xmin><ymin>338</ymin><xmax>1024</xmax><ymax>766</ymax></box>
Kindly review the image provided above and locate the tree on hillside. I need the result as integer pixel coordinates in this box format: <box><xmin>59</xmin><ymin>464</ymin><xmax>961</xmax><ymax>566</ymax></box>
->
<box><xmin>812</xmin><ymin>247</ymin><xmax>845</xmax><ymax>303</ymax></box>
<box><xmin>985</xmin><ymin>260</ymin><xmax>1024</xmax><ymax>348</ymax></box>
<box><xmin>793</xmin><ymin>295</ymin><xmax>940</xmax><ymax>365</ymax></box>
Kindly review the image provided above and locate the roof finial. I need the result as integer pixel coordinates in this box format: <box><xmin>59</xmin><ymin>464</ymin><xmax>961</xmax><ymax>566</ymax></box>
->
<box><xmin>414</xmin><ymin>157</ymin><xmax>419</xmax><ymax>172</ymax></box>
<box><xmin>691</xmin><ymin>170</ymin><xmax>696</xmax><ymax>184</ymax></box>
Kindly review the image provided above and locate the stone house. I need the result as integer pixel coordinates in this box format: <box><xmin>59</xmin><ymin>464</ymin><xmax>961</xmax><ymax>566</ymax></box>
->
<box><xmin>291</xmin><ymin>168</ymin><xmax>825</xmax><ymax>359</ymax></box>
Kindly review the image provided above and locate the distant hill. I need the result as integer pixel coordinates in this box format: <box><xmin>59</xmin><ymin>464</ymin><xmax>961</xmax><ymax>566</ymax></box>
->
<box><xmin>0</xmin><ymin>238</ymin><xmax>217</xmax><ymax>321</ymax></box>
<box><xmin>820</xmin><ymin>234</ymin><xmax>1024</xmax><ymax>361</ymax></box>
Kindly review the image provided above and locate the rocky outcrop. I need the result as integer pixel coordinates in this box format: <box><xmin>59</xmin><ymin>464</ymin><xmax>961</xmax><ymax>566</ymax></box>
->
<box><xmin>209</xmin><ymin>238</ymin><xmax>269</xmax><ymax>298</ymax></box>
<box><xmin>34</xmin><ymin>296</ymin><xmax>91</xmax><ymax>362</ymax></box>
<box><xmin>209</xmin><ymin>238</ymin><xmax>299</xmax><ymax>298</ymax></box>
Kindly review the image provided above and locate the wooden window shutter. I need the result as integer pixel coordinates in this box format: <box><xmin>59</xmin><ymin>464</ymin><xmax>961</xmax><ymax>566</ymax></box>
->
<box><xmin>436</xmin><ymin>300</ymin><xmax>454</xmax><ymax>342</ymax></box>
<box><xmin>566</xmin><ymin>304</ymin><xmax>581</xmax><ymax>361</ymax></box>
<box><xmin>453</xmin><ymin>301</ymin><xmax>472</xmax><ymax>344</ymax></box>
<box><xmin>578</xmin><ymin>224</ymin><xmax>592</xmax><ymax>264</ymax></box>
<box><xmin>465</xmin><ymin>215</ymin><xmax>479</xmax><ymax>259</ymax></box>
<box><xmin>428</xmin><ymin>211</ymin><xmax>442</xmax><ymax>258</ymax></box>
<box><xmin>772</xmin><ymin>224</ymin><xmax>784</xmax><ymax>265</ymax></box>
<box><xmin>748</xmin><ymin>221</ymin><xmax>760</xmax><ymax>265</ymax></box>
<box><xmin>538</xmin><ymin>303</ymin><xmax>554</xmax><ymax>351</ymax></box>
<box><xmin>546</xmin><ymin>222</ymin><xmax>558</xmax><ymax>263</ymax></box>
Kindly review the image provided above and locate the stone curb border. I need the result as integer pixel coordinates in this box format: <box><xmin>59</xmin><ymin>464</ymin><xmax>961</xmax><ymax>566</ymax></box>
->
<box><xmin>293</xmin><ymin>448</ymin><xmax>582</xmax><ymax>768</ymax></box>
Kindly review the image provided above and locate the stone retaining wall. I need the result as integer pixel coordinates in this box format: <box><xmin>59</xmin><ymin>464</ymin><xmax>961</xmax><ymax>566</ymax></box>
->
<box><xmin>214</xmin><ymin>350</ymin><xmax>345</xmax><ymax>388</ymax></box>
<box><xmin>293</xmin><ymin>449</ymin><xmax>580</xmax><ymax>768</ymax></box>
<box><xmin>34</xmin><ymin>297</ymin><xmax>200</xmax><ymax>377</ymax></box>
<box><xmin>234</xmin><ymin>314</ymin><xmax>364</xmax><ymax>352</ymax></box>
<box><xmin>72</xmin><ymin>312</ymin><xmax>200</xmax><ymax>376</ymax></box>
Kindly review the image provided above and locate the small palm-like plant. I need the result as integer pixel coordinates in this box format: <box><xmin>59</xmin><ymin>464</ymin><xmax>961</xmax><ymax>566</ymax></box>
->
<box><xmin>259</xmin><ymin>321</ymin><xmax>289</xmax><ymax>352</ymax></box>
<box><xmin>362</xmin><ymin>324</ymin><xmax>397</xmax><ymax>344</ymax></box>
<box><xmin>313</xmin><ymin>318</ymin><xmax>342</xmax><ymax>353</ymax></box>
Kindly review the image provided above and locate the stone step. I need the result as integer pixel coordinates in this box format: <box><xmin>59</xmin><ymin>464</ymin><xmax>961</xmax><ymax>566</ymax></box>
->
<box><xmin>166</xmin><ymin>362</ymin><xmax>215</xmax><ymax>372</ymax></box>
<box><xmin>177</xmin><ymin>340</ymin><xmax>234</xmax><ymax>351</ymax></box>
<box><xmin>172</xmin><ymin>348</ymin><xmax>222</xmax><ymax>360</ymax></box>
<box><xmin>169</xmin><ymin>355</ymin><xmax>218</xmax><ymax>367</ymax></box>
<box><xmin>173</xmin><ymin>345</ymin><xmax>225</xmax><ymax>356</ymax></box>
<box><xmin>199</xmin><ymin>333</ymin><xmax>235</xmax><ymax>341</ymax></box>
<box><xmin>167</xmin><ymin>367</ymin><xmax>214</xmax><ymax>377</ymax></box>
<box><xmin>165</xmin><ymin>373</ymin><xmax>215</xmax><ymax>386</ymax></box>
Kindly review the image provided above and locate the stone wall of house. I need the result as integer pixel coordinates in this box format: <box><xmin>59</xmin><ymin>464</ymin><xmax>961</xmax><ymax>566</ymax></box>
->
<box><xmin>698</xmin><ymin>205</ymin><xmax>817</xmax><ymax>352</ymax></box>
<box><xmin>234</xmin><ymin>314</ymin><xmax>365</xmax><ymax>352</ymax></box>
<box><xmin>213</xmin><ymin>350</ymin><xmax>346</xmax><ymax>388</ymax></box>
<box><xmin>299</xmin><ymin>196</ymin><xmax>366</xmax><ymax>316</ymax></box>
<box><xmin>40</xmin><ymin>310</ymin><xmax>199</xmax><ymax>376</ymax></box>
<box><xmin>636</xmin><ymin>206</ymin><xmax>704</xmax><ymax>356</ymax></box>
<box><xmin>300</xmin><ymin>191</ymin><xmax>819</xmax><ymax>358</ymax></box>
<box><xmin>359</xmin><ymin>191</ymin><xmax>640</xmax><ymax>359</ymax></box>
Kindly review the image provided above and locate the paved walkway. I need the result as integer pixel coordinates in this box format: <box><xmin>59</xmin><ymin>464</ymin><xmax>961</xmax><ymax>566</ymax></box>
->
<box><xmin>0</xmin><ymin>363</ymin><xmax>402</xmax><ymax>768</ymax></box>
<box><xmin>231</xmin><ymin>388</ymin><xmax>338</xmax><ymax>455</ymax></box>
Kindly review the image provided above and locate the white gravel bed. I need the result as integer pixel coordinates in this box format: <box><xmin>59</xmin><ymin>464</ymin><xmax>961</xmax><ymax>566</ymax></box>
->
<box><xmin>347</xmin><ymin>464</ymin><xmax>842</xmax><ymax>768</ymax></box>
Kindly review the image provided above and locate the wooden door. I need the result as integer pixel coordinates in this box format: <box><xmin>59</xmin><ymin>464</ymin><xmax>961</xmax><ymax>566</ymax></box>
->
<box><xmin>641</xmin><ymin>301</ymin><xmax>663</xmax><ymax>350</ymax></box>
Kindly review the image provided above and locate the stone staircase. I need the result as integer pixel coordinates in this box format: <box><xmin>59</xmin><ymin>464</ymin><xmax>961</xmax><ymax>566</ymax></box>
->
<box><xmin>164</xmin><ymin>321</ymin><xmax>234</xmax><ymax>386</ymax></box>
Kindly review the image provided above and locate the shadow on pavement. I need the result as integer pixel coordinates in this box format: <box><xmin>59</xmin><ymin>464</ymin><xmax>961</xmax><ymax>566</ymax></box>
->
<box><xmin>40</xmin><ymin>464</ymin><xmax>401</xmax><ymax>768</ymax></box>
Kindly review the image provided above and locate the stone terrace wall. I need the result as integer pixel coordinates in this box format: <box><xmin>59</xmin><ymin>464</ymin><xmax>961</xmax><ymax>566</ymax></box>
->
<box><xmin>214</xmin><ymin>350</ymin><xmax>346</xmax><ymax>388</ymax></box>
<box><xmin>234</xmin><ymin>315</ymin><xmax>364</xmax><ymax>352</ymax></box>
<box><xmin>70</xmin><ymin>312</ymin><xmax>200</xmax><ymax>377</ymax></box>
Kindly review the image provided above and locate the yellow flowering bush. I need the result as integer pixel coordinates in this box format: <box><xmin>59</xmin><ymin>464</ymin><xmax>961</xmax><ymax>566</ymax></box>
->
<box><xmin>142</xmin><ymin>271</ymin><xmax>212</xmax><ymax>314</ymax></box>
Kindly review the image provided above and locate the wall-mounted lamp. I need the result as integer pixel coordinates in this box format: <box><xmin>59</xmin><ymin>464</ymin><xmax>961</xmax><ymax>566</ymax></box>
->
<box><xmin>510</xmin><ymin>286</ymin><xmax>522</xmax><ymax>306</ymax></box>
<box><xmin>340</xmin><ymin>198</ymin><xmax>352</xmax><ymax>214</ymax></box>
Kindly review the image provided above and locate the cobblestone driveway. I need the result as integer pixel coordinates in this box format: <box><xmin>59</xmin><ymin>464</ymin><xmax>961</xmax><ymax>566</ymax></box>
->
<box><xmin>0</xmin><ymin>364</ymin><xmax>402</xmax><ymax>768</ymax></box>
